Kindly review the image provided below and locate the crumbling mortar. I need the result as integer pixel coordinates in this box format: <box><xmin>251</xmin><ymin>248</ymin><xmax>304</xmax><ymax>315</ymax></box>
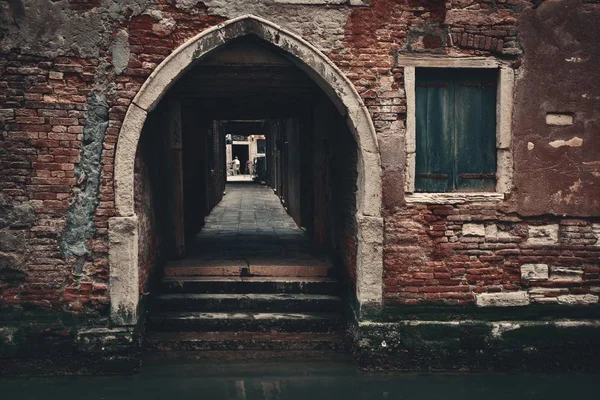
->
<box><xmin>0</xmin><ymin>0</ymin><xmax>155</xmax><ymax>59</ymax></box>
<box><xmin>60</xmin><ymin>93</ymin><xmax>109</xmax><ymax>275</ymax></box>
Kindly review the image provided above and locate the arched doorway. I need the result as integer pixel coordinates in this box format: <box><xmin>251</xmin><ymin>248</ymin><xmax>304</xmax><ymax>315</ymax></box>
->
<box><xmin>108</xmin><ymin>15</ymin><xmax>383</xmax><ymax>328</ymax></box>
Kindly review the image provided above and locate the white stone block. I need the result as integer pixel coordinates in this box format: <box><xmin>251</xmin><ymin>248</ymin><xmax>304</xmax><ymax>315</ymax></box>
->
<box><xmin>475</xmin><ymin>291</ymin><xmax>530</xmax><ymax>307</ymax></box>
<box><xmin>485</xmin><ymin>224</ymin><xmax>519</xmax><ymax>240</ymax></box>
<box><xmin>546</xmin><ymin>113</ymin><xmax>574</xmax><ymax>126</ymax></box>
<box><xmin>485</xmin><ymin>224</ymin><xmax>498</xmax><ymax>237</ymax></box>
<box><xmin>48</xmin><ymin>71</ymin><xmax>63</xmax><ymax>80</ymax></box>
<box><xmin>557</xmin><ymin>294</ymin><xmax>599</xmax><ymax>305</ymax></box>
<box><xmin>528</xmin><ymin>288</ymin><xmax>565</xmax><ymax>295</ymax></box>
<box><xmin>592</xmin><ymin>223</ymin><xmax>600</xmax><ymax>246</ymax></box>
<box><xmin>0</xmin><ymin>109</ymin><xmax>15</xmax><ymax>121</ymax></box>
<box><xmin>521</xmin><ymin>264</ymin><xmax>549</xmax><ymax>281</ymax></box>
<box><xmin>531</xmin><ymin>297</ymin><xmax>559</xmax><ymax>304</ymax></box>
<box><xmin>549</xmin><ymin>266</ymin><xmax>583</xmax><ymax>282</ymax></box>
<box><xmin>463</xmin><ymin>223</ymin><xmax>486</xmax><ymax>237</ymax></box>
<box><xmin>526</xmin><ymin>224</ymin><xmax>559</xmax><ymax>246</ymax></box>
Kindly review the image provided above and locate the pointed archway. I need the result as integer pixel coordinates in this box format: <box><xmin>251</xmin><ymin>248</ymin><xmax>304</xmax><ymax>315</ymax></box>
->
<box><xmin>108</xmin><ymin>15</ymin><xmax>383</xmax><ymax>326</ymax></box>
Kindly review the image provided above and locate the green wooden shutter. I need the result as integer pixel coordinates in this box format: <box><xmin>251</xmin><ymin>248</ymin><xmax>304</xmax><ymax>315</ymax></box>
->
<box><xmin>454</xmin><ymin>70</ymin><xmax>497</xmax><ymax>191</ymax></box>
<box><xmin>415</xmin><ymin>69</ymin><xmax>497</xmax><ymax>193</ymax></box>
<box><xmin>415</xmin><ymin>71</ymin><xmax>454</xmax><ymax>192</ymax></box>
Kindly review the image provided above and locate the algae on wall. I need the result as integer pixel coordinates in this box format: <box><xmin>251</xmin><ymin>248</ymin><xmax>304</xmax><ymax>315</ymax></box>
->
<box><xmin>60</xmin><ymin>94</ymin><xmax>109</xmax><ymax>272</ymax></box>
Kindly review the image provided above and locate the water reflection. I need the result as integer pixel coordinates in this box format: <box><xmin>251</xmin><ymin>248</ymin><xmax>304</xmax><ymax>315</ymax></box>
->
<box><xmin>1</xmin><ymin>358</ymin><xmax>598</xmax><ymax>400</ymax></box>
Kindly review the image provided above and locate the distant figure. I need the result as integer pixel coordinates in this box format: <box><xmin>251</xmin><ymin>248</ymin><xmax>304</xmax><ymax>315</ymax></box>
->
<box><xmin>245</xmin><ymin>159</ymin><xmax>254</xmax><ymax>175</ymax></box>
<box><xmin>233</xmin><ymin>156</ymin><xmax>240</xmax><ymax>175</ymax></box>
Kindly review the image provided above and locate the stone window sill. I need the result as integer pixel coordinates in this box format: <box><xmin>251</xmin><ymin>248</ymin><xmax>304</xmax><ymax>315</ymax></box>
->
<box><xmin>404</xmin><ymin>192</ymin><xmax>505</xmax><ymax>204</ymax></box>
<box><xmin>273</xmin><ymin>0</ymin><xmax>368</xmax><ymax>5</ymax></box>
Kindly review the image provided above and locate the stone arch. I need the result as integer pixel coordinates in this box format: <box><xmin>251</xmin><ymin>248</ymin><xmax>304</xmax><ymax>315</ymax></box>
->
<box><xmin>109</xmin><ymin>15</ymin><xmax>383</xmax><ymax>326</ymax></box>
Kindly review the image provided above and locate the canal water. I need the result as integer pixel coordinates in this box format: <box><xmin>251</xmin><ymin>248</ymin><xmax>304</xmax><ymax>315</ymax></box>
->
<box><xmin>1</xmin><ymin>358</ymin><xmax>598</xmax><ymax>400</ymax></box>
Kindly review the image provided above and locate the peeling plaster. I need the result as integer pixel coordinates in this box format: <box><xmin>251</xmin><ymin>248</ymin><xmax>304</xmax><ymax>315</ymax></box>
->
<box><xmin>201</xmin><ymin>0</ymin><xmax>351</xmax><ymax>53</ymax></box>
<box><xmin>565</xmin><ymin>56</ymin><xmax>588</xmax><ymax>63</ymax></box>
<box><xmin>549</xmin><ymin>137</ymin><xmax>583</xmax><ymax>148</ymax></box>
<box><xmin>490</xmin><ymin>322</ymin><xmax>521</xmax><ymax>339</ymax></box>
<box><xmin>60</xmin><ymin>94</ymin><xmax>109</xmax><ymax>268</ymax></box>
<box><xmin>0</xmin><ymin>0</ymin><xmax>153</xmax><ymax>58</ymax></box>
<box><xmin>110</xmin><ymin>29</ymin><xmax>130</xmax><ymax>75</ymax></box>
<box><xmin>553</xmin><ymin>179</ymin><xmax>584</xmax><ymax>205</ymax></box>
<box><xmin>527</xmin><ymin>224</ymin><xmax>559</xmax><ymax>246</ymax></box>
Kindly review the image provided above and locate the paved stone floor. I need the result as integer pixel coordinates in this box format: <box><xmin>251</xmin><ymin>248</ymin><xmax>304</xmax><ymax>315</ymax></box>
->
<box><xmin>187</xmin><ymin>183</ymin><xmax>327</xmax><ymax>261</ymax></box>
<box><xmin>227</xmin><ymin>175</ymin><xmax>254</xmax><ymax>182</ymax></box>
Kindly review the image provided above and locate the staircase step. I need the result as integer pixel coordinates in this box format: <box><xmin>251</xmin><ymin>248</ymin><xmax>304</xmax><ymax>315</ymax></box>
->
<box><xmin>164</xmin><ymin>259</ymin><xmax>247</xmax><ymax>277</ymax></box>
<box><xmin>161</xmin><ymin>276</ymin><xmax>339</xmax><ymax>294</ymax></box>
<box><xmin>164</xmin><ymin>258</ymin><xmax>331</xmax><ymax>277</ymax></box>
<box><xmin>147</xmin><ymin>311</ymin><xmax>342</xmax><ymax>333</ymax></box>
<box><xmin>145</xmin><ymin>331</ymin><xmax>348</xmax><ymax>352</ymax></box>
<box><xmin>247</xmin><ymin>259</ymin><xmax>331</xmax><ymax>277</ymax></box>
<box><xmin>154</xmin><ymin>293</ymin><xmax>342</xmax><ymax>312</ymax></box>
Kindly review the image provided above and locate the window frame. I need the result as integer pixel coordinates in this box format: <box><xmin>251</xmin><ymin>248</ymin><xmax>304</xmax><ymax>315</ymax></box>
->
<box><xmin>402</xmin><ymin>56</ymin><xmax>514</xmax><ymax>204</ymax></box>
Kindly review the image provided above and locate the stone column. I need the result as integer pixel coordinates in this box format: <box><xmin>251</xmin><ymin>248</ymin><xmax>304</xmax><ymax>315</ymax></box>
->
<box><xmin>356</xmin><ymin>215</ymin><xmax>384</xmax><ymax>314</ymax></box>
<box><xmin>109</xmin><ymin>216</ymin><xmax>139</xmax><ymax>326</ymax></box>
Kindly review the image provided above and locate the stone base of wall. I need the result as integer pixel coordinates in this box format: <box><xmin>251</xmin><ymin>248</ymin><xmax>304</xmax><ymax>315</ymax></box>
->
<box><xmin>0</xmin><ymin>323</ymin><xmax>141</xmax><ymax>376</ymax></box>
<box><xmin>353</xmin><ymin>307</ymin><xmax>600</xmax><ymax>371</ymax></box>
<box><xmin>4</xmin><ymin>308</ymin><xmax>600</xmax><ymax>374</ymax></box>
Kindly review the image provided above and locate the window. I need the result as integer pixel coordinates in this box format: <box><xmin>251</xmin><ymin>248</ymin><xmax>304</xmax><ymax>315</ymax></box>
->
<box><xmin>401</xmin><ymin>56</ymin><xmax>515</xmax><ymax>202</ymax></box>
<box><xmin>415</xmin><ymin>68</ymin><xmax>497</xmax><ymax>192</ymax></box>
<box><xmin>257</xmin><ymin>138</ymin><xmax>266</xmax><ymax>154</ymax></box>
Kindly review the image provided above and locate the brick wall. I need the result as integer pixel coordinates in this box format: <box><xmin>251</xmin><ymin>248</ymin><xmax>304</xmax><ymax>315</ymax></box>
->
<box><xmin>384</xmin><ymin>203</ymin><xmax>600</xmax><ymax>306</ymax></box>
<box><xmin>0</xmin><ymin>53</ymin><xmax>109</xmax><ymax>315</ymax></box>
<box><xmin>1</xmin><ymin>0</ymin><xmax>599</xmax><ymax>319</ymax></box>
<box><xmin>328</xmin><ymin>109</ymin><xmax>359</xmax><ymax>286</ymax></box>
<box><xmin>134</xmin><ymin>109</ymin><xmax>167</xmax><ymax>294</ymax></box>
<box><xmin>208</xmin><ymin>121</ymin><xmax>225</xmax><ymax>213</ymax></box>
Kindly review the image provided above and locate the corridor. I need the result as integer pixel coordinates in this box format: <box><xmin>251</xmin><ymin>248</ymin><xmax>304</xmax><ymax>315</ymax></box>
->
<box><xmin>147</xmin><ymin>183</ymin><xmax>344</xmax><ymax>353</ymax></box>
<box><xmin>140</xmin><ymin>35</ymin><xmax>354</xmax><ymax>352</ymax></box>
<box><xmin>167</xmin><ymin>183</ymin><xmax>331</xmax><ymax>276</ymax></box>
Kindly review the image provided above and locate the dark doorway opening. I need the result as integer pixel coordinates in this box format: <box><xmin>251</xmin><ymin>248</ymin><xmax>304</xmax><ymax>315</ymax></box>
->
<box><xmin>135</xmin><ymin>35</ymin><xmax>359</xmax><ymax>354</ymax></box>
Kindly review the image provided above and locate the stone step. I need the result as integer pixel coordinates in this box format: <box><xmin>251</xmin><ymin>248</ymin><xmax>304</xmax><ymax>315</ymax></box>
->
<box><xmin>147</xmin><ymin>311</ymin><xmax>342</xmax><ymax>333</ymax></box>
<box><xmin>144</xmin><ymin>331</ymin><xmax>348</xmax><ymax>352</ymax></box>
<box><xmin>247</xmin><ymin>259</ymin><xmax>331</xmax><ymax>277</ymax></box>
<box><xmin>154</xmin><ymin>293</ymin><xmax>343</xmax><ymax>312</ymax></box>
<box><xmin>164</xmin><ymin>258</ymin><xmax>332</xmax><ymax>278</ymax></box>
<box><xmin>161</xmin><ymin>276</ymin><xmax>339</xmax><ymax>295</ymax></box>
<box><xmin>164</xmin><ymin>259</ymin><xmax>247</xmax><ymax>277</ymax></box>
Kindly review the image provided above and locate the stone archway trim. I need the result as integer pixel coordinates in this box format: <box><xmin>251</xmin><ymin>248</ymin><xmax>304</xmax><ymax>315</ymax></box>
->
<box><xmin>109</xmin><ymin>15</ymin><xmax>383</xmax><ymax>326</ymax></box>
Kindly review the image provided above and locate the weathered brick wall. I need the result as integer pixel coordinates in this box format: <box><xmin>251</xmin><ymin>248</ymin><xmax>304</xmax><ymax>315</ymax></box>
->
<box><xmin>208</xmin><ymin>121</ymin><xmax>225</xmax><ymax>212</ymax></box>
<box><xmin>134</xmin><ymin>110</ymin><xmax>166</xmax><ymax>294</ymax></box>
<box><xmin>384</xmin><ymin>204</ymin><xmax>599</xmax><ymax>305</ymax></box>
<box><xmin>0</xmin><ymin>53</ymin><xmax>109</xmax><ymax>315</ymax></box>
<box><xmin>1</xmin><ymin>0</ymin><xmax>599</xmax><ymax>319</ymax></box>
<box><xmin>380</xmin><ymin>0</ymin><xmax>600</xmax><ymax>307</ymax></box>
<box><xmin>329</xmin><ymin>110</ymin><xmax>359</xmax><ymax>286</ymax></box>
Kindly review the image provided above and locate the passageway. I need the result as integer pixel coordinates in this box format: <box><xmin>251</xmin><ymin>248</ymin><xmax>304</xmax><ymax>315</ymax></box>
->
<box><xmin>190</xmin><ymin>183</ymin><xmax>323</xmax><ymax>259</ymax></box>
<box><xmin>135</xmin><ymin>34</ymin><xmax>360</xmax><ymax>353</ymax></box>
<box><xmin>168</xmin><ymin>182</ymin><xmax>332</xmax><ymax>276</ymax></box>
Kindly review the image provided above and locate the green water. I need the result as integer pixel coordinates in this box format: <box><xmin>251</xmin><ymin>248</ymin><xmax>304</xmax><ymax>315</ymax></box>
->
<box><xmin>1</xmin><ymin>358</ymin><xmax>598</xmax><ymax>400</ymax></box>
